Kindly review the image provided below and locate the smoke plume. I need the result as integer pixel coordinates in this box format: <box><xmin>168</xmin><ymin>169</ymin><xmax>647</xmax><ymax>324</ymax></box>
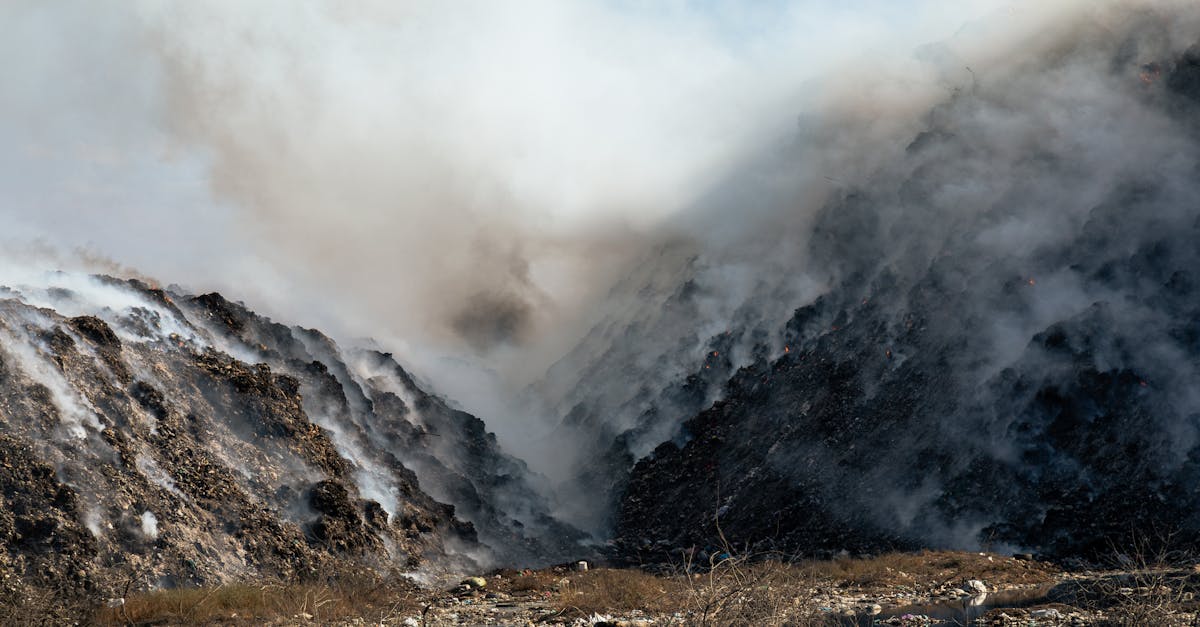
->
<box><xmin>5</xmin><ymin>0</ymin><xmax>1200</xmax><ymax>546</ymax></box>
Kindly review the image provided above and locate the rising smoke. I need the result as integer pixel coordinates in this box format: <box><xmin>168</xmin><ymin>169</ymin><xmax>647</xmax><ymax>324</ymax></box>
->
<box><xmin>0</xmin><ymin>0</ymin><xmax>1047</xmax><ymax>370</ymax></box>
<box><xmin>3</xmin><ymin>0</ymin><xmax>1199</xmax><ymax>548</ymax></box>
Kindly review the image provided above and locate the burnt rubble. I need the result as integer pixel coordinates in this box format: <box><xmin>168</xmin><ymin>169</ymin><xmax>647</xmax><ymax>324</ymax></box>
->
<box><xmin>606</xmin><ymin>35</ymin><xmax>1200</xmax><ymax>561</ymax></box>
<box><xmin>0</xmin><ymin>278</ymin><xmax>582</xmax><ymax>603</ymax></box>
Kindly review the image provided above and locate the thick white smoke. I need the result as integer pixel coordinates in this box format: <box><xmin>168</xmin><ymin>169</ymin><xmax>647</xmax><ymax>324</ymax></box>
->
<box><xmin>0</xmin><ymin>1</ymin><xmax>1067</xmax><ymax>371</ymax></box>
<box><xmin>3</xmin><ymin>0</ymin><xmax>1192</xmax><ymax>539</ymax></box>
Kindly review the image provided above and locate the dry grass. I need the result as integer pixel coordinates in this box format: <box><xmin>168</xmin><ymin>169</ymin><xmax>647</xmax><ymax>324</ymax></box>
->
<box><xmin>0</xmin><ymin>585</ymin><xmax>93</xmax><ymax>627</ymax></box>
<box><xmin>544</xmin><ymin>550</ymin><xmax>1059</xmax><ymax>626</ymax></box>
<box><xmin>91</xmin><ymin>576</ymin><xmax>422</xmax><ymax>625</ymax></box>
<box><xmin>489</xmin><ymin>567</ymin><xmax>571</xmax><ymax>594</ymax></box>
<box><xmin>801</xmin><ymin>549</ymin><xmax>1056</xmax><ymax>592</ymax></box>
<box><xmin>73</xmin><ymin>550</ymin><xmax>1060</xmax><ymax>626</ymax></box>
<box><xmin>551</xmin><ymin>560</ymin><xmax>829</xmax><ymax>626</ymax></box>
<box><xmin>554</xmin><ymin>568</ymin><xmax>691</xmax><ymax>616</ymax></box>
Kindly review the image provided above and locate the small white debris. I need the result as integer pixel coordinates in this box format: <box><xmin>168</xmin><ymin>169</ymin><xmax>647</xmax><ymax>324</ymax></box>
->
<box><xmin>576</xmin><ymin>560</ymin><xmax>589</xmax><ymax>572</ymax></box>
<box><xmin>964</xmin><ymin>579</ymin><xmax>988</xmax><ymax>594</ymax></box>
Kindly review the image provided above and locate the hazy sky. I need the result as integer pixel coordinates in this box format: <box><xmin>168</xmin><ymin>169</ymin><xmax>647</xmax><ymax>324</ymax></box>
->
<box><xmin>0</xmin><ymin>0</ymin><xmax>1087</xmax><ymax>380</ymax></box>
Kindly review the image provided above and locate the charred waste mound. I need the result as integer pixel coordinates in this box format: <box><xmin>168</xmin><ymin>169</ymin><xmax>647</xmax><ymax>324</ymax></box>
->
<box><xmin>603</xmin><ymin>30</ymin><xmax>1200</xmax><ymax>560</ymax></box>
<box><xmin>0</xmin><ymin>275</ymin><xmax>581</xmax><ymax>603</ymax></box>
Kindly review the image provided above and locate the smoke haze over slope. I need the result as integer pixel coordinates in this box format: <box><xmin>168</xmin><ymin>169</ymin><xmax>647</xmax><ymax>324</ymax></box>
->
<box><xmin>6</xmin><ymin>0</ymin><xmax>1200</xmax><ymax>546</ymax></box>
<box><xmin>0</xmin><ymin>0</ymin><xmax>1082</xmax><ymax>366</ymax></box>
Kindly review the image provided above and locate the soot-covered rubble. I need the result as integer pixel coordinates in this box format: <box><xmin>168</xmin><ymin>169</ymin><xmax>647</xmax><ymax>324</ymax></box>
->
<box><xmin>608</xmin><ymin>31</ymin><xmax>1200</xmax><ymax>561</ymax></box>
<box><xmin>0</xmin><ymin>274</ymin><xmax>581</xmax><ymax>604</ymax></box>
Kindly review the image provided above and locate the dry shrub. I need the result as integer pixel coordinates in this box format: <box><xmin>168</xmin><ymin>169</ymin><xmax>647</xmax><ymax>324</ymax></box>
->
<box><xmin>1076</xmin><ymin>535</ymin><xmax>1200</xmax><ymax>627</ymax></box>
<box><xmin>1088</xmin><ymin>574</ymin><xmax>1199</xmax><ymax>627</ymax></box>
<box><xmin>671</xmin><ymin>554</ymin><xmax>828</xmax><ymax>627</ymax></box>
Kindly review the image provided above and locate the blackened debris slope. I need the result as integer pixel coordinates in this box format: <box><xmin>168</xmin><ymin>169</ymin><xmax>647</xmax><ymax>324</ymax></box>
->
<box><xmin>0</xmin><ymin>275</ymin><xmax>581</xmax><ymax>605</ymax></box>
<box><xmin>179</xmin><ymin>291</ymin><xmax>586</xmax><ymax>564</ymax></box>
<box><xmin>614</xmin><ymin>33</ymin><xmax>1200</xmax><ymax>560</ymax></box>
